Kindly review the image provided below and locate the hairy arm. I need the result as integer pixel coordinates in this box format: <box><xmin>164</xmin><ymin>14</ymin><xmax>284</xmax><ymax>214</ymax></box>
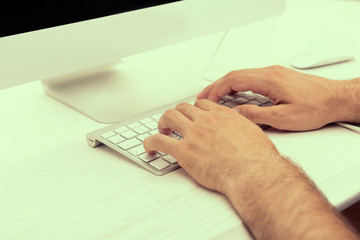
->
<box><xmin>226</xmin><ymin>155</ymin><xmax>359</xmax><ymax>240</ymax></box>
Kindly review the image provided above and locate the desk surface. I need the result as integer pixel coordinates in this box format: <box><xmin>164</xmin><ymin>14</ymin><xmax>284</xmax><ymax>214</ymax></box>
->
<box><xmin>0</xmin><ymin>81</ymin><xmax>247</xmax><ymax>239</ymax></box>
<box><xmin>1</xmin><ymin>1</ymin><xmax>360</xmax><ymax>239</ymax></box>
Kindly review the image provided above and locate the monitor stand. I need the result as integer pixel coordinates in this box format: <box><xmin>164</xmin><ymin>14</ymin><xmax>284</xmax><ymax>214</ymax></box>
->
<box><xmin>41</xmin><ymin>61</ymin><xmax>203</xmax><ymax>123</ymax></box>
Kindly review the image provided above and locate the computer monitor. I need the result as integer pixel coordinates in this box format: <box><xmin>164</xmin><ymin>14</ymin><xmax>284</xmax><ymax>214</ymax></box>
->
<box><xmin>0</xmin><ymin>0</ymin><xmax>285</xmax><ymax>123</ymax></box>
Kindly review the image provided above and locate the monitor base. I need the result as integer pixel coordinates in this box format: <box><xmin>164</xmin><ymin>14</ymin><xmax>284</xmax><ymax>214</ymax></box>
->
<box><xmin>41</xmin><ymin>62</ymin><xmax>202</xmax><ymax>124</ymax></box>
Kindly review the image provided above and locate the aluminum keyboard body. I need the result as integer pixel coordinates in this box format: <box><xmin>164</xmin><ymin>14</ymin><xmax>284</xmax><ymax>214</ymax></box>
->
<box><xmin>87</xmin><ymin>92</ymin><xmax>272</xmax><ymax>175</ymax></box>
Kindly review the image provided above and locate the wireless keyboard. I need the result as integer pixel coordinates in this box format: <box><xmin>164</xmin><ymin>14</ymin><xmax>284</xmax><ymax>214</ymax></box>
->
<box><xmin>86</xmin><ymin>92</ymin><xmax>273</xmax><ymax>175</ymax></box>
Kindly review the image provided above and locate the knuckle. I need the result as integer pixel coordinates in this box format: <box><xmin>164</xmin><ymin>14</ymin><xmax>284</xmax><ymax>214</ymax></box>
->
<box><xmin>224</xmin><ymin>70</ymin><xmax>237</xmax><ymax>79</ymax></box>
<box><xmin>266</xmin><ymin>65</ymin><xmax>284</xmax><ymax>71</ymax></box>
<box><xmin>223</xmin><ymin>70</ymin><xmax>241</xmax><ymax>83</ymax></box>
<box><xmin>175</xmin><ymin>102</ymin><xmax>188</xmax><ymax>110</ymax></box>
<box><xmin>181</xmin><ymin>139</ymin><xmax>201</xmax><ymax>156</ymax></box>
<box><xmin>200</xmin><ymin>113</ymin><xmax>219</xmax><ymax>126</ymax></box>
<box><xmin>262</xmin><ymin>65</ymin><xmax>286</xmax><ymax>79</ymax></box>
<box><xmin>163</xmin><ymin>108</ymin><xmax>177</xmax><ymax>118</ymax></box>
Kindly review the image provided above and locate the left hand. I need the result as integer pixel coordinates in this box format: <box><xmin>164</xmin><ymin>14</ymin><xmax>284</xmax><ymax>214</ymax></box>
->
<box><xmin>197</xmin><ymin>66</ymin><xmax>341</xmax><ymax>131</ymax></box>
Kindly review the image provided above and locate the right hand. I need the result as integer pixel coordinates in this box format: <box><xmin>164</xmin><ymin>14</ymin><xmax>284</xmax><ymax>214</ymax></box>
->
<box><xmin>143</xmin><ymin>100</ymin><xmax>280</xmax><ymax>195</ymax></box>
<box><xmin>197</xmin><ymin>65</ymin><xmax>344</xmax><ymax>131</ymax></box>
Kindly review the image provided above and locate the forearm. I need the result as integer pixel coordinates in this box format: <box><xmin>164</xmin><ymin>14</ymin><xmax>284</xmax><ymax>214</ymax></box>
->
<box><xmin>331</xmin><ymin>78</ymin><xmax>360</xmax><ymax>123</ymax></box>
<box><xmin>225</xmin><ymin>156</ymin><xmax>359</xmax><ymax>240</ymax></box>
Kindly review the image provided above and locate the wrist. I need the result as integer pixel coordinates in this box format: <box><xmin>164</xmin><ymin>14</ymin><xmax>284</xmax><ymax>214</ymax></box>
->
<box><xmin>329</xmin><ymin>79</ymin><xmax>360</xmax><ymax>123</ymax></box>
<box><xmin>222</xmin><ymin>154</ymin><xmax>288</xmax><ymax>212</ymax></box>
<box><xmin>223</xmin><ymin>155</ymin><xmax>303</xmax><ymax>237</ymax></box>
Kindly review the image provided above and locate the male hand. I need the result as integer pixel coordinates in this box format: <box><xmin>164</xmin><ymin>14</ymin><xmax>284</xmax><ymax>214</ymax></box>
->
<box><xmin>197</xmin><ymin>65</ymin><xmax>341</xmax><ymax>131</ymax></box>
<box><xmin>143</xmin><ymin>67</ymin><xmax>360</xmax><ymax>240</ymax></box>
<box><xmin>143</xmin><ymin>99</ymin><xmax>279</xmax><ymax>195</ymax></box>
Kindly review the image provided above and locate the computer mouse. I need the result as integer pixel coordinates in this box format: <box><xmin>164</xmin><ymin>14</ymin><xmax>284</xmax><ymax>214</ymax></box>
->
<box><xmin>290</xmin><ymin>50</ymin><xmax>354</xmax><ymax>69</ymax></box>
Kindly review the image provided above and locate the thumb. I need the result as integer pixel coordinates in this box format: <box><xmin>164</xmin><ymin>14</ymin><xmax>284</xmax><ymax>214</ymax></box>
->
<box><xmin>233</xmin><ymin>104</ymin><xmax>279</xmax><ymax>126</ymax></box>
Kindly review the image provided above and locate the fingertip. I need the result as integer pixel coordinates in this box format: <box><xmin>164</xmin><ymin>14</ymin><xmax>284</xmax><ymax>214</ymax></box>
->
<box><xmin>197</xmin><ymin>84</ymin><xmax>214</xmax><ymax>100</ymax></box>
<box><xmin>143</xmin><ymin>135</ymin><xmax>156</xmax><ymax>154</ymax></box>
<box><xmin>143</xmin><ymin>134</ymin><xmax>178</xmax><ymax>156</ymax></box>
<box><xmin>234</xmin><ymin>104</ymin><xmax>265</xmax><ymax>123</ymax></box>
<box><xmin>236</xmin><ymin>104</ymin><xmax>280</xmax><ymax>128</ymax></box>
<box><xmin>196</xmin><ymin>92</ymin><xmax>206</xmax><ymax>100</ymax></box>
<box><xmin>208</xmin><ymin>92</ymin><xmax>221</xmax><ymax>103</ymax></box>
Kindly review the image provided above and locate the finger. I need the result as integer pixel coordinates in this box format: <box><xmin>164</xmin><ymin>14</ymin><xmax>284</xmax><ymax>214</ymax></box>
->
<box><xmin>158</xmin><ymin>109</ymin><xmax>191</xmax><ymax>136</ymax></box>
<box><xmin>206</xmin><ymin>67</ymin><xmax>281</xmax><ymax>101</ymax></box>
<box><xmin>207</xmin><ymin>80</ymin><xmax>233</xmax><ymax>103</ymax></box>
<box><xmin>194</xmin><ymin>99</ymin><xmax>223</xmax><ymax>111</ymax></box>
<box><xmin>234</xmin><ymin>104</ymin><xmax>286</xmax><ymax>127</ymax></box>
<box><xmin>198</xmin><ymin>70</ymin><xmax>256</xmax><ymax>102</ymax></box>
<box><xmin>143</xmin><ymin>134</ymin><xmax>179</xmax><ymax>155</ymax></box>
<box><xmin>175</xmin><ymin>102</ymin><xmax>203</xmax><ymax>121</ymax></box>
<box><xmin>196</xmin><ymin>81</ymin><xmax>218</xmax><ymax>100</ymax></box>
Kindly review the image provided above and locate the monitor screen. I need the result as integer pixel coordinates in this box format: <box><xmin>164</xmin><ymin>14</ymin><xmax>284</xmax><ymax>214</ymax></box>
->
<box><xmin>0</xmin><ymin>0</ymin><xmax>179</xmax><ymax>37</ymax></box>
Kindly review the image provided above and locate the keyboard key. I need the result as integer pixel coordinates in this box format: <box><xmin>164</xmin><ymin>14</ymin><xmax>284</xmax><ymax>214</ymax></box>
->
<box><xmin>163</xmin><ymin>155</ymin><xmax>177</xmax><ymax>164</ymax></box>
<box><xmin>140</xmin><ymin>118</ymin><xmax>153</xmax><ymax>124</ymax></box>
<box><xmin>149</xmin><ymin>130</ymin><xmax>158</xmax><ymax>135</ymax></box>
<box><xmin>245</xmin><ymin>93</ymin><xmax>258</xmax><ymax>100</ymax></box>
<box><xmin>139</xmin><ymin>153</ymin><xmax>160</xmax><ymax>163</ymax></box>
<box><xmin>115</xmin><ymin>126</ymin><xmax>129</xmax><ymax>133</ymax></box>
<box><xmin>117</xmin><ymin>139</ymin><xmax>142</xmax><ymax>150</ymax></box>
<box><xmin>158</xmin><ymin>151</ymin><xmax>166</xmax><ymax>156</ymax></box>
<box><xmin>101</xmin><ymin>131</ymin><xmax>116</xmax><ymax>139</ymax></box>
<box><xmin>107</xmin><ymin>135</ymin><xmax>126</xmax><ymax>144</ymax></box>
<box><xmin>169</xmin><ymin>133</ymin><xmax>181</xmax><ymax>140</ymax></box>
<box><xmin>172</xmin><ymin>131</ymin><xmax>181</xmax><ymax>136</ymax></box>
<box><xmin>224</xmin><ymin>101</ymin><xmax>239</xmax><ymax>108</ymax></box>
<box><xmin>255</xmin><ymin>97</ymin><xmax>271</xmax><ymax>104</ymax></box>
<box><xmin>128</xmin><ymin>145</ymin><xmax>146</xmax><ymax>156</ymax></box>
<box><xmin>261</xmin><ymin>102</ymin><xmax>273</xmax><ymax>107</ymax></box>
<box><xmin>150</xmin><ymin>159</ymin><xmax>171</xmax><ymax>170</ymax></box>
<box><xmin>145</xmin><ymin>121</ymin><xmax>158</xmax><ymax>130</ymax></box>
<box><xmin>233</xmin><ymin>97</ymin><xmax>250</xmax><ymax>104</ymax></box>
<box><xmin>137</xmin><ymin>133</ymin><xmax>150</xmax><ymax>141</ymax></box>
<box><xmin>121</xmin><ymin>130</ymin><xmax>138</xmax><ymax>139</ymax></box>
<box><xmin>247</xmin><ymin>100</ymin><xmax>262</xmax><ymax>105</ymax></box>
<box><xmin>127</xmin><ymin>122</ymin><xmax>142</xmax><ymax>129</ymax></box>
<box><xmin>133</xmin><ymin>125</ymin><xmax>150</xmax><ymax>135</ymax></box>
<box><xmin>222</xmin><ymin>95</ymin><xmax>234</xmax><ymax>101</ymax></box>
<box><xmin>152</xmin><ymin>113</ymin><xmax>163</xmax><ymax>121</ymax></box>
<box><xmin>239</xmin><ymin>92</ymin><xmax>256</xmax><ymax>100</ymax></box>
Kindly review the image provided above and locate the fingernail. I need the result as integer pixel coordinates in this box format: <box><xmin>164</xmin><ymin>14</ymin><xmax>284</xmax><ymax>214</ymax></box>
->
<box><xmin>234</xmin><ymin>108</ymin><xmax>240</xmax><ymax>113</ymax></box>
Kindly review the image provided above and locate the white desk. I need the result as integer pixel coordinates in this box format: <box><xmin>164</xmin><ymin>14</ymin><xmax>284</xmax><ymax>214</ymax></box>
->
<box><xmin>1</xmin><ymin>1</ymin><xmax>360</xmax><ymax>239</ymax></box>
